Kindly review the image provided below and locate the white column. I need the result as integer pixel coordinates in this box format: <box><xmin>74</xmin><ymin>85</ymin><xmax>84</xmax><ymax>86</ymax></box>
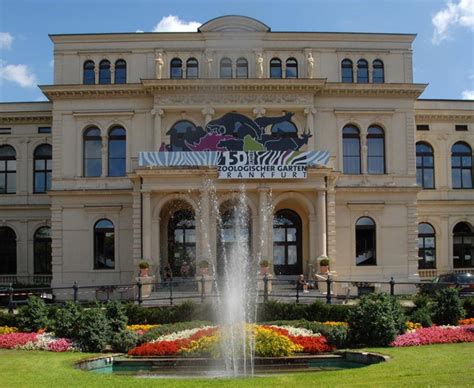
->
<box><xmin>304</xmin><ymin>107</ymin><xmax>317</xmax><ymax>150</ymax></box>
<box><xmin>152</xmin><ymin>107</ymin><xmax>164</xmax><ymax>151</ymax></box>
<box><xmin>101</xmin><ymin>135</ymin><xmax>108</xmax><ymax>177</ymax></box>
<box><xmin>152</xmin><ymin>218</ymin><xmax>161</xmax><ymax>278</ymax></box>
<box><xmin>361</xmin><ymin>131</ymin><xmax>367</xmax><ymax>174</ymax></box>
<box><xmin>316</xmin><ymin>190</ymin><xmax>327</xmax><ymax>257</ymax></box>
<box><xmin>201</xmin><ymin>107</ymin><xmax>215</xmax><ymax>125</ymax></box>
<box><xmin>326</xmin><ymin>179</ymin><xmax>337</xmax><ymax>262</ymax></box>
<box><xmin>199</xmin><ymin>188</ymin><xmax>213</xmax><ymax>265</ymax></box>
<box><xmin>142</xmin><ymin>191</ymin><xmax>152</xmax><ymax>261</ymax></box>
<box><xmin>110</xmin><ymin>63</ymin><xmax>115</xmax><ymax>84</ymax></box>
<box><xmin>258</xmin><ymin>188</ymin><xmax>270</xmax><ymax>263</ymax></box>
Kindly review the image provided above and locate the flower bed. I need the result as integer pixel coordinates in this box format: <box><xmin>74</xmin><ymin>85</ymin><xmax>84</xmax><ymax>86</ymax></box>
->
<box><xmin>0</xmin><ymin>326</ymin><xmax>18</xmax><ymax>335</ymax></box>
<box><xmin>128</xmin><ymin>324</ymin><xmax>332</xmax><ymax>357</ymax></box>
<box><xmin>0</xmin><ymin>332</ymin><xmax>76</xmax><ymax>352</ymax></box>
<box><xmin>391</xmin><ymin>325</ymin><xmax>474</xmax><ymax>347</ymax></box>
<box><xmin>126</xmin><ymin>324</ymin><xmax>159</xmax><ymax>335</ymax></box>
<box><xmin>459</xmin><ymin>318</ymin><xmax>474</xmax><ymax>325</ymax></box>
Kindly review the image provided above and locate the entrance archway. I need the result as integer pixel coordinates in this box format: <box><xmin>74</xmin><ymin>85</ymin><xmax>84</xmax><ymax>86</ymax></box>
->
<box><xmin>273</xmin><ymin>209</ymin><xmax>302</xmax><ymax>275</ymax></box>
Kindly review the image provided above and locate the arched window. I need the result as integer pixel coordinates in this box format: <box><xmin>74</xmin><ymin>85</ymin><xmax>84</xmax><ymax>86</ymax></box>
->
<box><xmin>418</xmin><ymin>223</ymin><xmax>436</xmax><ymax>269</ymax></box>
<box><xmin>114</xmin><ymin>59</ymin><xmax>126</xmax><ymax>84</ymax></box>
<box><xmin>357</xmin><ymin>59</ymin><xmax>369</xmax><ymax>83</ymax></box>
<box><xmin>94</xmin><ymin>219</ymin><xmax>115</xmax><ymax>269</ymax></box>
<box><xmin>341</xmin><ymin>59</ymin><xmax>353</xmax><ymax>83</ymax></box>
<box><xmin>83</xmin><ymin>127</ymin><xmax>102</xmax><ymax>177</ymax></box>
<box><xmin>271</xmin><ymin>121</ymin><xmax>298</xmax><ymax>138</ymax></box>
<box><xmin>356</xmin><ymin>217</ymin><xmax>376</xmax><ymax>266</ymax></box>
<box><xmin>220</xmin><ymin>57</ymin><xmax>232</xmax><ymax>79</ymax></box>
<box><xmin>416</xmin><ymin>142</ymin><xmax>435</xmax><ymax>189</ymax></box>
<box><xmin>0</xmin><ymin>226</ymin><xmax>16</xmax><ymax>274</ymax></box>
<box><xmin>34</xmin><ymin>227</ymin><xmax>52</xmax><ymax>274</ymax></box>
<box><xmin>99</xmin><ymin>60</ymin><xmax>111</xmax><ymax>84</ymax></box>
<box><xmin>367</xmin><ymin>125</ymin><xmax>385</xmax><ymax>174</ymax></box>
<box><xmin>236</xmin><ymin>57</ymin><xmax>248</xmax><ymax>78</ymax></box>
<box><xmin>373</xmin><ymin>59</ymin><xmax>384</xmax><ymax>83</ymax></box>
<box><xmin>108</xmin><ymin>127</ymin><xmax>126</xmax><ymax>177</ymax></box>
<box><xmin>270</xmin><ymin>58</ymin><xmax>282</xmax><ymax>78</ymax></box>
<box><xmin>170</xmin><ymin>58</ymin><xmax>183</xmax><ymax>79</ymax></box>
<box><xmin>0</xmin><ymin>145</ymin><xmax>16</xmax><ymax>194</ymax></box>
<box><xmin>186</xmin><ymin>58</ymin><xmax>198</xmax><ymax>79</ymax></box>
<box><xmin>83</xmin><ymin>60</ymin><xmax>95</xmax><ymax>85</ymax></box>
<box><xmin>342</xmin><ymin>125</ymin><xmax>361</xmax><ymax>174</ymax></box>
<box><xmin>453</xmin><ymin>222</ymin><xmax>473</xmax><ymax>268</ymax></box>
<box><xmin>273</xmin><ymin>209</ymin><xmax>302</xmax><ymax>275</ymax></box>
<box><xmin>286</xmin><ymin>58</ymin><xmax>298</xmax><ymax>78</ymax></box>
<box><xmin>451</xmin><ymin>142</ymin><xmax>473</xmax><ymax>189</ymax></box>
<box><xmin>33</xmin><ymin>144</ymin><xmax>52</xmax><ymax>193</ymax></box>
<box><xmin>168</xmin><ymin>209</ymin><xmax>196</xmax><ymax>277</ymax></box>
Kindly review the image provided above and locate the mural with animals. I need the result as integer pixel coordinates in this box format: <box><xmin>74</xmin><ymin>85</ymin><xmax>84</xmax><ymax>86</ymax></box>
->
<box><xmin>160</xmin><ymin>112</ymin><xmax>312</xmax><ymax>152</ymax></box>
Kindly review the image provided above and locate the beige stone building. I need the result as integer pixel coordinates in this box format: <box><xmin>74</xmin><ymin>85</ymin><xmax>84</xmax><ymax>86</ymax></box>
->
<box><xmin>0</xmin><ymin>16</ymin><xmax>472</xmax><ymax>294</ymax></box>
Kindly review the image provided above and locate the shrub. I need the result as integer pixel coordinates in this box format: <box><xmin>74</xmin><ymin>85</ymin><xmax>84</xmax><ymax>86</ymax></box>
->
<box><xmin>17</xmin><ymin>296</ymin><xmax>50</xmax><ymax>332</ymax></box>
<box><xmin>0</xmin><ymin>312</ymin><xmax>17</xmax><ymax>328</ymax></box>
<box><xmin>105</xmin><ymin>301</ymin><xmax>128</xmax><ymax>333</ymax></box>
<box><xmin>76</xmin><ymin>308</ymin><xmax>111</xmax><ymax>352</ymax></box>
<box><xmin>431</xmin><ymin>288</ymin><xmax>465</xmax><ymax>325</ymax></box>
<box><xmin>462</xmin><ymin>297</ymin><xmax>474</xmax><ymax>318</ymax></box>
<box><xmin>110</xmin><ymin>330</ymin><xmax>139</xmax><ymax>353</ymax></box>
<box><xmin>409</xmin><ymin>307</ymin><xmax>433</xmax><ymax>328</ymax></box>
<box><xmin>257</xmin><ymin>301</ymin><xmax>354</xmax><ymax>323</ymax></box>
<box><xmin>349</xmin><ymin>292</ymin><xmax>405</xmax><ymax>347</ymax></box>
<box><xmin>52</xmin><ymin>302</ymin><xmax>82</xmax><ymax>339</ymax></box>
<box><xmin>413</xmin><ymin>293</ymin><xmax>432</xmax><ymax>309</ymax></box>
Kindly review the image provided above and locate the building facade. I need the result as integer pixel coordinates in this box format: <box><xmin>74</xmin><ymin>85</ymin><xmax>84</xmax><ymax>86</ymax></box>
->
<box><xmin>0</xmin><ymin>16</ymin><xmax>473</xmax><ymax>293</ymax></box>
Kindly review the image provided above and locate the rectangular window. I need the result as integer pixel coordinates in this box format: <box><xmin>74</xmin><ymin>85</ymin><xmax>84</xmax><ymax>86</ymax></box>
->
<box><xmin>455</xmin><ymin>125</ymin><xmax>468</xmax><ymax>131</ymax></box>
<box><xmin>416</xmin><ymin>125</ymin><xmax>430</xmax><ymax>131</ymax></box>
<box><xmin>0</xmin><ymin>128</ymin><xmax>11</xmax><ymax>135</ymax></box>
<box><xmin>38</xmin><ymin>127</ymin><xmax>51</xmax><ymax>134</ymax></box>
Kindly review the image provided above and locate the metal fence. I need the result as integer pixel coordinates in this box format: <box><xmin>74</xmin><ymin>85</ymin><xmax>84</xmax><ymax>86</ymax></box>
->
<box><xmin>1</xmin><ymin>274</ymin><xmax>472</xmax><ymax>311</ymax></box>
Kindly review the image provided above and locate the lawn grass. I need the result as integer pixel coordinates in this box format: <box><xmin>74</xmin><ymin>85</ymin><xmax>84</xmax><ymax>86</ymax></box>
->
<box><xmin>0</xmin><ymin>343</ymin><xmax>473</xmax><ymax>387</ymax></box>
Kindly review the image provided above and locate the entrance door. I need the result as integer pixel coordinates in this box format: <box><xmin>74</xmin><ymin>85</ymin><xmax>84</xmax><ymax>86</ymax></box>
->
<box><xmin>273</xmin><ymin>209</ymin><xmax>302</xmax><ymax>275</ymax></box>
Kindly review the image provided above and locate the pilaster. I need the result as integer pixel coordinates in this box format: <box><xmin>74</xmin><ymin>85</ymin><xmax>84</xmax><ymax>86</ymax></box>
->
<box><xmin>152</xmin><ymin>107</ymin><xmax>164</xmax><ymax>151</ymax></box>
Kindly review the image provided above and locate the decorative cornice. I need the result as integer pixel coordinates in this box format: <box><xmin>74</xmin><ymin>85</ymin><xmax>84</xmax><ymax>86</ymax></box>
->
<box><xmin>39</xmin><ymin>84</ymin><xmax>148</xmax><ymax>100</ymax></box>
<box><xmin>321</xmin><ymin>83</ymin><xmax>427</xmax><ymax>99</ymax></box>
<box><xmin>415</xmin><ymin>111</ymin><xmax>474</xmax><ymax>122</ymax></box>
<box><xmin>39</xmin><ymin>80</ymin><xmax>427</xmax><ymax>101</ymax></box>
<box><xmin>0</xmin><ymin>112</ymin><xmax>52</xmax><ymax>125</ymax></box>
<box><xmin>142</xmin><ymin>78</ymin><xmax>327</xmax><ymax>93</ymax></box>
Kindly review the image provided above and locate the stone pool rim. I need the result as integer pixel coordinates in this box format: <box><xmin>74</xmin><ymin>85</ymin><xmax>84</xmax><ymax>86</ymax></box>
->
<box><xmin>75</xmin><ymin>350</ymin><xmax>390</xmax><ymax>375</ymax></box>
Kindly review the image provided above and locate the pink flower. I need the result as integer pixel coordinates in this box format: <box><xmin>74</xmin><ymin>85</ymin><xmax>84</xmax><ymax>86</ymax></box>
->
<box><xmin>48</xmin><ymin>338</ymin><xmax>73</xmax><ymax>352</ymax></box>
<box><xmin>0</xmin><ymin>333</ymin><xmax>38</xmax><ymax>349</ymax></box>
<box><xmin>391</xmin><ymin>325</ymin><xmax>474</xmax><ymax>347</ymax></box>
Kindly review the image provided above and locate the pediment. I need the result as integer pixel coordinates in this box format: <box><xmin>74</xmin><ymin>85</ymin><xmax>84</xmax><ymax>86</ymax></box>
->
<box><xmin>198</xmin><ymin>15</ymin><xmax>270</xmax><ymax>33</ymax></box>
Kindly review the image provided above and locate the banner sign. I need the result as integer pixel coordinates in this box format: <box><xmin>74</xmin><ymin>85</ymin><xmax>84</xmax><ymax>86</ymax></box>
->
<box><xmin>139</xmin><ymin>150</ymin><xmax>330</xmax><ymax>179</ymax></box>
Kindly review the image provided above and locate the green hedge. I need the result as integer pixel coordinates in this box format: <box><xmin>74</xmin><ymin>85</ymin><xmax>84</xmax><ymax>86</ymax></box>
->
<box><xmin>257</xmin><ymin>301</ymin><xmax>354</xmax><ymax>322</ymax></box>
<box><xmin>124</xmin><ymin>301</ymin><xmax>214</xmax><ymax>324</ymax></box>
<box><xmin>462</xmin><ymin>297</ymin><xmax>474</xmax><ymax>318</ymax></box>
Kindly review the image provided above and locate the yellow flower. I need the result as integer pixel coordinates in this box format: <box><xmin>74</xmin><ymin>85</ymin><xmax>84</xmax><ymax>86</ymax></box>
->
<box><xmin>321</xmin><ymin>321</ymin><xmax>349</xmax><ymax>327</ymax></box>
<box><xmin>126</xmin><ymin>324</ymin><xmax>159</xmax><ymax>332</ymax></box>
<box><xmin>406</xmin><ymin>321</ymin><xmax>422</xmax><ymax>331</ymax></box>
<box><xmin>0</xmin><ymin>326</ymin><xmax>18</xmax><ymax>334</ymax></box>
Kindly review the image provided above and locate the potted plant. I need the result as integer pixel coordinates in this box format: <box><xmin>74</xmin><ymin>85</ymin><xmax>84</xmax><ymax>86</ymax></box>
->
<box><xmin>259</xmin><ymin>259</ymin><xmax>270</xmax><ymax>275</ymax></box>
<box><xmin>319</xmin><ymin>257</ymin><xmax>330</xmax><ymax>274</ymax></box>
<box><xmin>197</xmin><ymin>260</ymin><xmax>210</xmax><ymax>276</ymax></box>
<box><xmin>139</xmin><ymin>260</ymin><xmax>150</xmax><ymax>277</ymax></box>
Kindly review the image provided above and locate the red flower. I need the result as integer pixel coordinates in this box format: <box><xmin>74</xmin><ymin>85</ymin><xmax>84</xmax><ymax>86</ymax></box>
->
<box><xmin>288</xmin><ymin>335</ymin><xmax>333</xmax><ymax>353</ymax></box>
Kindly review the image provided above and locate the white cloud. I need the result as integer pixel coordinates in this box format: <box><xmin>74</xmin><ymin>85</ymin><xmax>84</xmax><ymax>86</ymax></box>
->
<box><xmin>432</xmin><ymin>0</ymin><xmax>474</xmax><ymax>44</ymax></box>
<box><xmin>0</xmin><ymin>32</ymin><xmax>13</xmax><ymax>49</ymax></box>
<box><xmin>152</xmin><ymin>15</ymin><xmax>201</xmax><ymax>32</ymax></box>
<box><xmin>461</xmin><ymin>89</ymin><xmax>474</xmax><ymax>99</ymax></box>
<box><xmin>0</xmin><ymin>62</ymin><xmax>37</xmax><ymax>87</ymax></box>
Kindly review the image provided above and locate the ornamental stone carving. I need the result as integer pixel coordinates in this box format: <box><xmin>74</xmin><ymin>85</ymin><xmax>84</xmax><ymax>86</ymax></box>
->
<box><xmin>154</xmin><ymin>92</ymin><xmax>312</xmax><ymax>106</ymax></box>
<box><xmin>306</xmin><ymin>52</ymin><xmax>315</xmax><ymax>79</ymax></box>
<box><xmin>256</xmin><ymin>53</ymin><xmax>264</xmax><ymax>79</ymax></box>
<box><xmin>155</xmin><ymin>52</ymin><xmax>164</xmax><ymax>80</ymax></box>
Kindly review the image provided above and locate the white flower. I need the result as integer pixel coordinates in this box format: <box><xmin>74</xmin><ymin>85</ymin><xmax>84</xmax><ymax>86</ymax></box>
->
<box><xmin>152</xmin><ymin>326</ymin><xmax>217</xmax><ymax>343</ymax></box>
<box><xmin>268</xmin><ymin>325</ymin><xmax>321</xmax><ymax>337</ymax></box>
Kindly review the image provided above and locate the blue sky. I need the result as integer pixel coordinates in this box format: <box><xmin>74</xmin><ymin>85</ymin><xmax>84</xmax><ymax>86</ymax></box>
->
<box><xmin>0</xmin><ymin>0</ymin><xmax>473</xmax><ymax>102</ymax></box>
